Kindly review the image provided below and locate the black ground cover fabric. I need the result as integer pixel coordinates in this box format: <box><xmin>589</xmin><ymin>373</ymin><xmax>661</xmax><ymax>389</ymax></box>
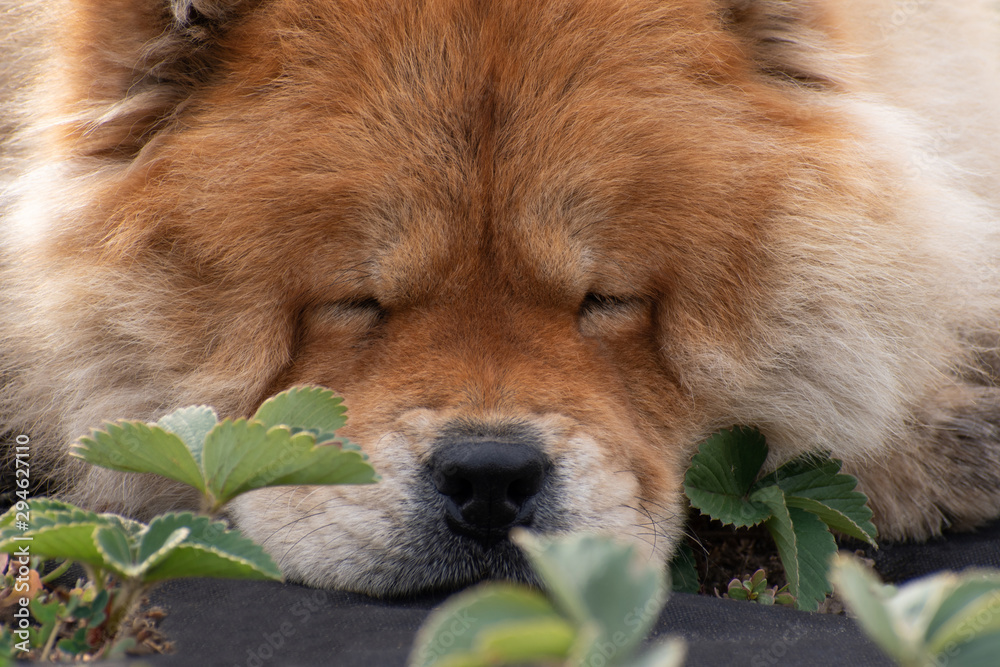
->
<box><xmin>138</xmin><ymin>520</ymin><xmax>1000</xmax><ymax>667</ymax></box>
<box><xmin>143</xmin><ymin>579</ymin><xmax>890</xmax><ymax>667</ymax></box>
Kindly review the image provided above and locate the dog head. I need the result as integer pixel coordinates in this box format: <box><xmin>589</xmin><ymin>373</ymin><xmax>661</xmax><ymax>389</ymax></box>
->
<box><xmin>7</xmin><ymin>0</ymin><xmax>934</xmax><ymax>595</ymax></box>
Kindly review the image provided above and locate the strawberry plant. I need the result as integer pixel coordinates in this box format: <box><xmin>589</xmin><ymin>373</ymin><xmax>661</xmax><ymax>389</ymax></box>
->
<box><xmin>726</xmin><ymin>568</ymin><xmax>795</xmax><ymax>606</ymax></box>
<box><xmin>409</xmin><ymin>531</ymin><xmax>685</xmax><ymax>667</ymax></box>
<box><xmin>682</xmin><ymin>427</ymin><xmax>877</xmax><ymax>610</ymax></box>
<box><xmin>0</xmin><ymin>386</ymin><xmax>376</xmax><ymax>660</ymax></box>
<box><xmin>831</xmin><ymin>554</ymin><xmax>1000</xmax><ymax>667</ymax></box>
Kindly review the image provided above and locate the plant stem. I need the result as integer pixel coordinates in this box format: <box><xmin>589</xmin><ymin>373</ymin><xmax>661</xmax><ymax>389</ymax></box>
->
<box><xmin>38</xmin><ymin>614</ymin><xmax>64</xmax><ymax>662</ymax></box>
<box><xmin>104</xmin><ymin>580</ymin><xmax>147</xmax><ymax>643</ymax></box>
<box><xmin>40</xmin><ymin>559</ymin><xmax>74</xmax><ymax>584</ymax></box>
<box><xmin>200</xmin><ymin>494</ymin><xmax>224</xmax><ymax>517</ymax></box>
<box><xmin>79</xmin><ymin>565</ymin><xmax>100</xmax><ymax>593</ymax></box>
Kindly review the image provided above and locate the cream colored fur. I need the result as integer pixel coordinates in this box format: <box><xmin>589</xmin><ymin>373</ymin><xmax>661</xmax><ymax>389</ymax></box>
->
<box><xmin>2</xmin><ymin>1</ymin><xmax>1000</xmax><ymax>594</ymax></box>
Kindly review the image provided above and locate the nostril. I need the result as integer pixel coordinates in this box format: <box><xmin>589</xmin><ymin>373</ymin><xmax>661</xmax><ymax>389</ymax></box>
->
<box><xmin>429</xmin><ymin>440</ymin><xmax>550</xmax><ymax>542</ymax></box>
<box><xmin>433</xmin><ymin>469</ymin><xmax>473</xmax><ymax>506</ymax></box>
<box><xmin>507</xmin><ymin>474</ymin><xmax>544</xmax><ymax>505</ymax></box>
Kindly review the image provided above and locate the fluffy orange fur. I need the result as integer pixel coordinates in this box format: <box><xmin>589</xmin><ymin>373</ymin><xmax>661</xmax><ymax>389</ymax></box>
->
<box><xmin>3</xmin><ymin>0</ymin><xmax>1000</xmax><ymax>594</ymax></box>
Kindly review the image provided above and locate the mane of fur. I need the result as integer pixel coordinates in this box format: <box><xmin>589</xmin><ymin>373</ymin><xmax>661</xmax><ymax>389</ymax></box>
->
<box><xmin>2</xmin><ymin>0</ymin><xmax>1000</xmax><ymax>536</ymax></box>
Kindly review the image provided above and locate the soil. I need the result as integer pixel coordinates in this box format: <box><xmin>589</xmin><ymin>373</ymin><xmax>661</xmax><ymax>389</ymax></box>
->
<box><xmin>684</xmin><ymin>511</ymin><xmax>858</xmax><ymax>614</ymax></box>
<box><xmin>685</xmin><ymin>511</ymin><xmax>788</xmax><ymax>596</ymax></box>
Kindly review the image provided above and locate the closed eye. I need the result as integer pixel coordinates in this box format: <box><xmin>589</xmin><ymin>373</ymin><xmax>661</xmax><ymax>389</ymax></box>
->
<box><xmin>311</xmin><ymin>297</ymin><xmax>386</xmax><ymax>328</ymax></box>
<box><xmin>577</xmin><ymin>291</ymin><xmax>648</xmax><ymax>337</ymax></box>
<box><xmin>579</xmin><ymin>292</ymin><xmax>636</xmax><ymax>317</ymax></box>
<box><xmin>342</xmin><ymin>297</ymin><xmax>384</xmax><ymax>314</ymax></box>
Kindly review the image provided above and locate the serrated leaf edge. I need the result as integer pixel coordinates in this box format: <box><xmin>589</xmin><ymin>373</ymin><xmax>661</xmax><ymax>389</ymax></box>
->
<box><xmin>93</xmin><ymin>524</ymin><xmax>191</xmax><ymax>579</ymax></box>
<box><xmin>784</xmin><ymin>494</ymin><xmax>878</xmax><ymax>547</ymax></box>
<box><xmin>146</xmin><ymin>541</ymin><xmax>282</xmax><ymax>581</ymax></box>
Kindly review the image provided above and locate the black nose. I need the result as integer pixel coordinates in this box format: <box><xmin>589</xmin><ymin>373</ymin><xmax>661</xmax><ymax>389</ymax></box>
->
<box><xmin>429</xmin><ymin>440</ymin><xmax>549</xmax><ymax>544</ymax></box>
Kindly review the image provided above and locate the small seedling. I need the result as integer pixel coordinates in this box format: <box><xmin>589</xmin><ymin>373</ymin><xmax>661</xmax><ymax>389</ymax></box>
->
<box><xmin>683</xmin><ymin>427</ymin><xmax>878</xmax><ymax>610</ymax></box>
<box><xmin>0</xmin><ymin>499</ymin><xmax>285</xmax><ymax>646</ymax></box>
<box><xmin>28</xmin><ymin>579</ymin><xmax>111</xmax><ymax>660</ymax></box>
<box><xmin>726</xmin><ymin>569</ymin><xmax>795</xmax><ymax>606</ymax></box>
<box><xmin>408</xmin><ymin>531</ymin><xmax>685</xmax><ymax>667</ymax></box>
<box><xmin>831</xmin><ymin>554</ymin><xmax>1000</xmax><ymax>667</ymax></box>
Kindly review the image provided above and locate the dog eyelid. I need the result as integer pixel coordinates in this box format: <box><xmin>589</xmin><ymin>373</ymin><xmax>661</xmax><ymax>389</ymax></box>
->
<box><xmin>344</xmin><ymin>297</ymin><xmax>384</xmax><ymax>313</ymax></box>
<box><xmin>579</xmin><ymin>292</ymin><xmax>637</xmax><ymax>315</ymax></box>
<box><xmin>312</xmin><ymin>298</ymin><xmax>386</xmax><ymax>325</ymax></box>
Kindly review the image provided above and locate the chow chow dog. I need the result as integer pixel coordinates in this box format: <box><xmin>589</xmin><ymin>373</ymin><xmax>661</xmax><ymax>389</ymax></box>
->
<box><xmin>2</xmin><ymin>0</ymin><xmax>1000</xmax><ymax>596</ymax></box>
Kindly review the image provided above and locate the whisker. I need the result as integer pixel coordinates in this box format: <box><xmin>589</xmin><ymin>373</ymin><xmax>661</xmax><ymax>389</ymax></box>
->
<box><xmin>279</xmin><ymin>518</ymin><xmax>346</xmax><ymax>563</ymax></box>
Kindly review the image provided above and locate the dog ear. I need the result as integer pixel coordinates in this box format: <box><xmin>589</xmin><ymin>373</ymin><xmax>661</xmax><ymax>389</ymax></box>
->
<box><xmin>718</xmin><ymin>0</ymin><xmax>849</xmax><ymax>89</ymax></box>
<box><xmin>46</xmin><ymin>0</ymin><xmax>256</xmax><ymax>158</ymax></box>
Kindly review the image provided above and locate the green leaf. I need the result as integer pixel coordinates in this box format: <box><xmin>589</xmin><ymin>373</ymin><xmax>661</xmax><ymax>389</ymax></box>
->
<box><xmin>513</xmin><ymin>530</ymin><xmax>666</xmax><ymax>663</ymax></box>
<box><xmin>0</xmin><ymin>498</ymin><xmax>90</xmax><ymax>531</ymax></box>
<box><xmin>263</xmin><ymin>445</ymin><xmax>377</xmax><ymax>487</ymax></box>
<box><xmin>141</xmin><ymin>513</ymin><xmax>281</xmax><ymax>581</ymax></box>
<box><xmin>684</xmin><ymin>427</ymin><xmax>771</xmax><ymax>528</ymax></box>
<box><xmin>0</xmin><ymin>629</ymin><xmax>17</xmax><ymax>663</ymax></box>
<box><xmin>728</xmin><ymin>581</ymin><xmax>749</xmax><ymax>600</ymax></box>
<box><xmin>408</xmin><ymin>583</ymin><xmax>569</xmax><ymax>667</ymax></box>
<box><xmin>200</xmin><ymin>420</ymin><xmax>375</xmax><ymax>508</ymax></box>
<box><xmin>627</xmin><ymin>638</ymin><xmax>687</xmax><ymax>667</ymax></box>
<box><xmin>775</xmin><ymin>590</ymin><xmax>797</xmax><ymax>606</ymax></box>
<box><xmin>0</xmin><ymin>498</ymin><xmax>81</xmax><ymax>527</ymax></box>
<box><xmin>137</xmin><ymin>520</ymin><xmax>194</xmax><ymax>573</ymax></box>
<box><xmin>71</xmin><ymin>421</ymin><xmax>206</xmax><ymax>494</ymax></box>
<box><xmin>833</xmin><ymin>556</ymin><xmax>1000</xmax><ymax>667</ymax></box>
<box><xmin>475</xmin><ymin>618</ymin><xmax>576</xmax><ymax>663</ymax></box>
<box><xmin>925</xmin><ymin>572</ymin><xmax>1000</xmax><ymax>655</ymax></box>
<box><xmin>200</xmin><ymin>419</ymin><xmax>287</xmax><ymax>503</ymax></box>
<box><xmin>93</xmin><ymin>524</ymin><xmax>139</xmax><ymax>577</ymax></box>
<box><xmin>783</xmin><ymin>496</ymin><xmax>873</xmax><ymax>546</ymax></box>
<box><xmin>252</xmin><ymin>386</ymin><xmax>347</xmax><ymax>434</ymax></box>
<box><xmin>80</xmin><ymin>590</ymin><xmax>109</xmax><ymax>626</ymax></box>
<box><xmin>0</xmin><ymin>501</ymin><xmax>279</xmax><ymax>585</ymax></box>
<box><xmin>946</xmin><ymin>634</ymin><xmax>1000</xmax><ymax>667</ymax></box>
<box><xmin>95</xmin><ymin>520</ymin><xmax>192</xmax><ymax>581</ymax></box>
<box><xmin>752</xmin><ymin>485</ymin><xmax>835</xmax><ymax>611</ymax></box>
<box><xmin>749</xmin><ymin>569</ymin><xmax>767</xmax><ymax>593</ymax></box>
<box><xmin>773</xmin><ymin>510</ymin><xmax>835</xmax><ymax>612</ymax></box>
<box><xmin>669</xmin><ymin>541</ymin><xmax>700</xmax><ymax>594</ymax></box>
<box><xmin>29</xmin><ymin>598</ymin><xmax>61</xmax><ymax>648</ymax></box>
<box><xmin>830</xmin><ymin>554</ymin><xmax>922</xmax><ymax>663</ymax></box>
<box><xmin>766</xmin><ymin>457</ymin><xmax>877</xmax><ymax>547</ymax></box>
<box><xmin>156</xmin><ymin>405</ymin><xmax>219</xmax><ymax>465</ymax></box>
<box><xmin>57</xmin><ymin>627</ymin><xmax>92</xmax><ymax>655</ymax></box>
<box><xmin>29</xmin><ymin>597</ymin><xmax>60</xmax><ymax>628</ymax></box>
<box><xmin>0</xmin><ymin>506</ymin><xmax>130</xmax><ymax>573</ymax></box>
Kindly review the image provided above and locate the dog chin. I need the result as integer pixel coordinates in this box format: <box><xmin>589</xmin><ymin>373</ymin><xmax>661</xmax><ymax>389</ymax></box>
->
<box><xmin>226</xmin><ymin>448</ymin><xmax>674</xmax><ymax>596</ymax></box>
<box><xmin>227</xmin><ymin>487</ymin><xmax>534</xmax><ymax>596</ymax></box>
